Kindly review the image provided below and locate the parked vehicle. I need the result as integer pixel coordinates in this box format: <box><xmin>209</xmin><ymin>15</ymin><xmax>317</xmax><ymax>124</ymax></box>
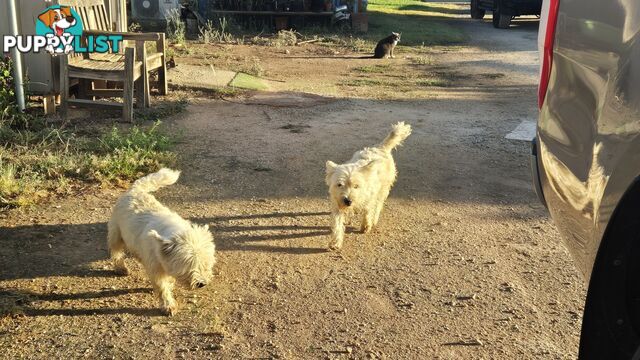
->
<box><xmin>470</xmin><ymin>0</ymin><xmax>542</xmax><ymax>28</ymax></box>
<box><xmin>533</xmin><ymin>0</ymin><xmax>640</xmax><ymax>358</ymax></box>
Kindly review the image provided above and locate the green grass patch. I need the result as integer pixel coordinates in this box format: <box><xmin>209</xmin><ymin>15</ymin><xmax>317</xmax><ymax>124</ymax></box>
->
<box><xmin>341</xmin><ymin>78</ymin><xmax>394</xmax><ymax>87</ymax></box>
<box><xmin>230</xmin><ymin>72</ymin><xmax>268</xmax><ymax>90</ymax></box>
<box><xmin>367</xmin><ymin>0</ymin><xmax>467</xmax><ymax>46</ymax></box>
<box><xmin>292</xmin><ymin>1</ymin><xmax>466</xmax><ymax>52</ymax></box>
<box><xmin>366</xmin><ymin>0</ymin><xmax>467</xmax><ymax>46</ymax></box>
<box><xmin>0</xmin><ymin>120</ymin><xmax>179</xmax><ymax>208</ymax></box>
<box><xmin>416</xmin><ymin>78</ymin><xmax>451</xmax><ymax>87</ymax></box>
<box><xmin>354</xmin><ymin>64</ymin><xmax>392</xmax><ymax>73</ymax></box>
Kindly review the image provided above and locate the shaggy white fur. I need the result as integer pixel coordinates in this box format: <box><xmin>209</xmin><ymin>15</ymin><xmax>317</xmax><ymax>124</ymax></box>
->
<box><xmin>325</xmin><ymin>122</ymin><xmax>412</xmax><ymax>250</ymax></box>
<box><xmin>107</xmin><ymin>168</ymin><xmax>216</xmax><ymax>315</ymax></box>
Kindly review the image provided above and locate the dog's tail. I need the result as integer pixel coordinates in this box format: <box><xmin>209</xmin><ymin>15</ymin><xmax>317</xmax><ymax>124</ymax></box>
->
<box><xmin>380</xmin><ymin>122</ymin><xmax>412</xmax><ymax>152</ymax></box>
<box><xmin>131</xmin><ymin>168</ymin><xmax>180</xmax><ymax>193</ymax></box>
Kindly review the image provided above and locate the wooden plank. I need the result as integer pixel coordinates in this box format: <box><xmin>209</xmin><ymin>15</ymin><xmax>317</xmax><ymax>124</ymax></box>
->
<box><xmin>69</xmin><ymin>67</ymin><xmax>124</xmax><ymax>81</ymax></box>
<box><xmin>59</xmin><ymin>0</ymin><xmax>104</xmax><ymax>7</ymax></box>
<box><xmin>82</xmin><ymin>30</ymin><xmax>162</xmax><ymax>41</ymax></box>
<box><xmin>146</xmin><ymin>53</ymin><xmax>163</xmax><ymax>72</ymax></box>
<box><xmin>94</xmin><ymin>5</ymin><xmax>107</xmax><ymax>31</ymax></box>
<box><xmin>209</xmin><ymin>10</ymin><xmax>333</xmax><ymax>16</ymax></box>
<box><xmin>67</xmin><ymin>98</ymin><xmax>123</xmax><ymax>109</ymax></box>
<box><xmin>100</xmin><ymin>5</ymin><xmax>111</xmax><ymax>31</ymax></box>
<box><xmin>90</xmin><ymin>53</ymin><xmax>124</xmax><ymax>62</ymax></box>
<box><xmin>122</xmin><ymin>47</ymin><xmax>135</xmax><ymax>122</ymax></box>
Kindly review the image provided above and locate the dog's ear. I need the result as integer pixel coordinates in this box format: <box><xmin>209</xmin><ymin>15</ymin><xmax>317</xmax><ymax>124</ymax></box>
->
<box><xmin>149</xmin><ymin>230</ymin><xmax>174</xmax><ymax>256</ymax></box>
<box><xmin>38</xmin><ymin>10</ymin><xmax>55</xmax><ymax>28</ymax></box>
<box><xmin>326</xmin><ymin>161</ymin><xmax>338</xmax><ymax>184</ymax></box>
<box><xmin>326</xmin><ymin>161</ymin><xmax>338</xmax><ymax>175</ymax></box>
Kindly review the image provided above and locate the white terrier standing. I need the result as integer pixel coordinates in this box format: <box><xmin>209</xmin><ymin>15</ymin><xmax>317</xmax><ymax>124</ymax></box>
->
<box><xmin>325</xmin><ymin>122</ymin><xmax>412</xmax><ymax>250</ymax></box>
<box><xmin>108</xmin><ymin>168</ymin><xmax>216</xmax><ymax>315</ymax></box>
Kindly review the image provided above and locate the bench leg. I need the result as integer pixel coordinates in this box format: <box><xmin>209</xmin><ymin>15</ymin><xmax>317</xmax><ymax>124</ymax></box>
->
<box><xmin>43</xmin><ymin>95</ymin><xmax>56</xmax><ymax>115</ymax></box>
<box><xmin>157</xmin><ymin>34</ymin><xmax>168</xmax><ymax>95</ymax></box>
<box><xmin>123</xmin><ymin>47</ymin><xmax>135</xmax><ymax>122</ymax></box>
<box><xmin>59</xmin><ymin>55</ymin><xmax>69</xmax><ymax>118</ymax></box>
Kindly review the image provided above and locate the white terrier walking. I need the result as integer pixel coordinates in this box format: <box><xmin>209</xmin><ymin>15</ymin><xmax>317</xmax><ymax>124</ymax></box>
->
<box><xmin>325</xmin><ymin>122</ymin><xmax>412</xmax><ymax>250</ymax></box>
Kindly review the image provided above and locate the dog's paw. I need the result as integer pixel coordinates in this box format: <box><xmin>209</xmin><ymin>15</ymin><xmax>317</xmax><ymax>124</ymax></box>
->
<box><xmin>328</xmin><ymin>242</ymin><xmax>342</xmax><ymax>251</ymax></box>
<box><xmin>162</xmin><ymin>303</ymin><xmax>178</xmax><ymax>316</ymax></box>
<box><xmin>360</xmin><ymin>223</ymin><xmax>372</xmax><ymax>233</ymax></box>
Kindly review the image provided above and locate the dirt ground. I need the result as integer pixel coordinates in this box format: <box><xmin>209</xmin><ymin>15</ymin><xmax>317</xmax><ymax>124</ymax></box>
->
<box><xmin>0</xmin><ymin>8</ymin><xmax>586</xmax><ymax>360</ymax></box>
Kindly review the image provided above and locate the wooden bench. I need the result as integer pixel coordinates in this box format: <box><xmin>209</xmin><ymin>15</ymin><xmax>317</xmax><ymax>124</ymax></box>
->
<box><xmin>58</xmin><ymin>0</ymin><xmax>168</xmax><ymax>122</ymax></box>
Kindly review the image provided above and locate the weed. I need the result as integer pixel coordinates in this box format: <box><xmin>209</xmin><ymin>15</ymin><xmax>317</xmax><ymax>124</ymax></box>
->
<box><xmin>166</xmin><ymin>8</ymin><xmax>186</xmax><ymax>44</ymax></box>
<box><xmin>412</xmin><ymin>56</ymin><xmax>434</xmax><ymax>65</ymax></box>
<box><xmin>237</xmin><ymin>56</ymin><xmax>264</xmax><ymax>77</ymax></box>
<box><xmin>135</xmin><ymin>100</ymin><xmax>188</xmax><ymax>122</ymax></box>
<box><xmin>273</xmin><ymin>30</ymin><xmax>298</xmax><ymax>47</ymax></box>
<box><xmin>199</xmin><ymin>18</ymin><xmax>235</xmax><ymax>44</ymax></box>
<box><xmin>251</xmin><ymin>30</ymin><xmax>298</xmax><ymax>47</ymax></box>
<box><xmin>128</xmin><ymin>22</ymin><xmax>142</xmax><ymax>33</ymax></box>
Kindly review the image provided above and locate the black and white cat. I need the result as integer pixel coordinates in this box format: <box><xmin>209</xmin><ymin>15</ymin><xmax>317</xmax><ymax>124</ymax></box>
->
<box><xmin>373</xmin><ymin>32</ymin><xmax>401</xmax><ymax>59</ymax></box>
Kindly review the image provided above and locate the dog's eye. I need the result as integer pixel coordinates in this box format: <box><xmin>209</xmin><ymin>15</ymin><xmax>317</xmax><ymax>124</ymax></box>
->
<box><xmin>337</xmin><ymin>183</ymin><xmax>343</xmax><ymax>187</ymax></box>
<box><xmin>353</xmin><ymin>184</ymin><xmax>359</xmax><ymax>189</ymax></box>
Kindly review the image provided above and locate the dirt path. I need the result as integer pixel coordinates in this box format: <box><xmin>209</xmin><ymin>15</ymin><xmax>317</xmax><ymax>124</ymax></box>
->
<box><xmin>0</xmin><ymin>14</ymin><xmax>586</xmax><ymax>360</ymax></box>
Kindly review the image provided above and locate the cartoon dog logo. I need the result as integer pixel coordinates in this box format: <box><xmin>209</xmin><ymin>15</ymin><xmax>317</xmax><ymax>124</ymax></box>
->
<box><xmin>37</xmin><ymin>6</ymin><xmax>78</xmax><ymax>54</ymax></box>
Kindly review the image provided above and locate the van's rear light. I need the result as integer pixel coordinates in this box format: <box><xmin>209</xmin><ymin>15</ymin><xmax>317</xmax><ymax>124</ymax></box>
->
<box><xmin>538</xmin><ymin>0</ymin><xmax>560</xmax><ymax>109</ymax></box>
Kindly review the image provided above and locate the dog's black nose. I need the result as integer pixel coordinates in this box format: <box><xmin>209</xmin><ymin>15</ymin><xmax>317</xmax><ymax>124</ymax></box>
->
<box><xmin>67</xmin><ymin>15</ymin><xmax>75</xmax><ymax>23</ymax></box>
<box><xmin>343</xmin><ymin>197</ymin><xmax>352</xmax><ymax>206</ymax></box>
<box><xmin>196</xmin><ymin>282</ymin><xmax>205</xmax><ymax>288</ymax></box>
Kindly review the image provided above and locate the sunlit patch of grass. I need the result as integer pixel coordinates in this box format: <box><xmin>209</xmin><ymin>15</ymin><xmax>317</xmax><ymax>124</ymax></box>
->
<box><xmin>230</xmin><ymin>73</ymin><xmax>268</xmax><ymax>90</ymax></box>
<box><xmin>367</xmin><ymin>0</ymin><xmax>468</xmax><ymax>46</ymax></box>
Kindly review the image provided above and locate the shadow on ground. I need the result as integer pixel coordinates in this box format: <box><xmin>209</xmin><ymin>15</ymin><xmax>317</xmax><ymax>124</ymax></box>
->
<box><xmin>203</xmin><ymin>211</ymin><xmax>333</xmax><ymax>254</ymax></box>
<box><xmin>0</xmin><ymin>288</ymin><xmax>161</xmax><ymax>317</ymax></box>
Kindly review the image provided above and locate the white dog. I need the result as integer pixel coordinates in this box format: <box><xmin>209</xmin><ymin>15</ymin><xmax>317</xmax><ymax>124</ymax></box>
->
<box><xmin>107</xmin><ymin>168</ymin><xmax>216</xmax><ymax>315</ymax></box>
<box><xmin>325</xmin><ymin>122</ymin><xmax>412</xmax><ymax>250</ymax></box>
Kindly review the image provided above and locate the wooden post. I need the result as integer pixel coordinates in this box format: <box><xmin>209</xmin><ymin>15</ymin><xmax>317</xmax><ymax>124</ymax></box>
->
<box><xmin>122</xmin><ymin>47</ymin><xmax>135</xmax><ymax>123</ymax></box>
<box><xmin>59</xmin><ymin>54</ymin><xmax>69</xmax><ymax>118</ymax></box>
<box><xmin>157</xmin><ymin>33</ymin><xmax>168</xmax><ymax>95</ymax></box>
<box><xmin>43</xmin><ymin>95</ymin><xmax>56</xmax><ymax>115</ymax></box>
<box><xmin>135</xmin><ymin>41</ymin><xmax>150</xmax><ymax>108</ymax></box>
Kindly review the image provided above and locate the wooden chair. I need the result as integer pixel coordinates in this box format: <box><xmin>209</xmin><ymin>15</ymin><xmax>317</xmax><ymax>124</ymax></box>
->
<box><xmin>58</xmin><ymin>0</ymin><xmax>168</xmax><ymax>122</ymax></box>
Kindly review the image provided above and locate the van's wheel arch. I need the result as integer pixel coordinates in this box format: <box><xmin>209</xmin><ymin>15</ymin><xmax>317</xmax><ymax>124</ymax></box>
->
<box><xmin>580</xmin><ymin>179</ymin><xmax>640</xmax><ymax>358</ymax></box>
